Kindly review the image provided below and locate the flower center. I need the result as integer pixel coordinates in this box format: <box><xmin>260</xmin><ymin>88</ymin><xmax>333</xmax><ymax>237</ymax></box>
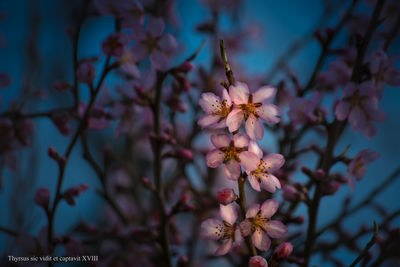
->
<box><xmin>143</xmin><ymin>34</ymin><xmax>161</xmax><ymax>52</ymax></box>
<box><xmin>220</xmin><ymin>141</ymin><xmax>244</xmax><ymax>163</ymax></box>
<box><xmin>250</xmin><ymin>213</ymin><xmax>270</xmax><ymax>232</ymax></box>
<box><xmin>214</xmin><ymin>221</ymin><xmax>235</xmax><ymax>240</ymax></box>
<box><xmin>250</xmin><ymin>159</ymin><xmax>271</xmax><ymax>181</ymax></box>
<box><xmin>238</xmin><ymin>94</ymin><xmax>262</xmax><ymax>120</ymax></box>
<box><xmin>354</xmin><ymin>160</ymin><xmax>364</xmax><ymax>173</ymax></box>
<box><xmin>210</xmin><ymin>99</ymin><xmax>231</xmax><ymax>118</ymax></box>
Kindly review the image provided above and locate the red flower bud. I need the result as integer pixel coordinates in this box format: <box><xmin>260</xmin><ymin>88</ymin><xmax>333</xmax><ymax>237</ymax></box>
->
<box><xmin>249</xmin><ymin>256</ymin><xmax>268</xmax><ymax>267</ymax></box>
<box><xmin>274</xmin><ymin>242</ymin><xmax>293</xmax><ymax>259</ymax></box>
<box><xmin>216</xmin><ymin>188</ymin><xmax>235</xmax><ymax>205</ymax></box>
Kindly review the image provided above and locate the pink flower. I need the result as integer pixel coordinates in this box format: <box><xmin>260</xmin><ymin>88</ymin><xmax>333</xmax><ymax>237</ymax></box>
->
<box><xmin>216</xmin><ymin>188</ymin><xmax>236</xmax><ymax>205</ymax></box>
<box><xmin>226</xmin><ymin>82</ymin><xmax>280</xmax><ymax>140</ymax></box>
<box><xmin>288</xmin><ymin>91</ymin><xmax>321</xmax><ymax>127</ymax></box>
<box><xmin>240</xmin><ymin>199</ymin><xmax>288</xmax><ymax>251</ymax></box>
<box><xmin>206</xmin><ymin>133</ymin><xmax>259</xmax><ymax>180</ymax></box>
<box><xmin>201</xmin><ymin>204</ymin><xmax>243</xmax><ymax>256</ymax></box>
<box><xmin>101</xmin><ymin>32</ymin><xmax>129</xmax><ymax>57</ymax></box>
<box><xmin>249</xmin><ymin>256</ymin><xmax>268</xmax><ymax>267</ymax></box>
<box><xmin>131</xmin><ymin>17</ymin><xmax>177</xmax><ymax>70</ymax></box>
<box><xmin>198</xmin><ymin>89</ymin><xmax>232</xmax><ymax>128</ymax></box>
<box><xmin>274</xmin><ymin>242</ymin><xmax>293</xmax><ymax>259</ymax></box>
<box><xmin>245</xmin><ymin>152</ymin><xmax>285</xmax><ymax>193</ymax></box>
<box><xmin>347</xmin><ymin>149</ymin><xmax>379</xmax><ymax>189</ymax></box>
<box><xmin>335</xmin><ymin>82</ymin><xmax>386</xmax><ymax>138</ymax></box>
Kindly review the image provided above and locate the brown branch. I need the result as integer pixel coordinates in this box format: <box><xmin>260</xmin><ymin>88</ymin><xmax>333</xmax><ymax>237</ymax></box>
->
<box><xmin>348</xmin><ymin>222</ymin><xmax>379</xmax><ymax>267</ymax></box>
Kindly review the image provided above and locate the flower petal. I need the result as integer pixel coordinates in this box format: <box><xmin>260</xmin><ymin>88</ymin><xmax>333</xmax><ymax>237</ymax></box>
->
<box><xmin>247</xmin><ymin>174</ymin><xmax>261</xmax><ymax>192</ymax></box>
<box><xmin>226</xmin><ymin>108</ymin><xmax>244</xmax><ymax>132</ymax></box>
<box><xmin>335</xmin><ymin>101</ymin><xmax>350</xmax><ymax>121</ymax></box>
<box><xmin>239</xmin><ymin>151</ymin><xmax>259</xmax><ymax>172</ymax></box>
<box><xmin>260</xmin><ymin>199</ymin><xmax>279</xmax><ymax>218</ymax></box>
<box><xmin>223</xmin><ymin>160</ymin><xmax>241</xmax><ymax>180</ymax></box>
<box><xmin>253</xmin><ymin>86</ymin><xmax>276</xmax><ymax>103</ymax></box>
<box><xmin>252</xmin><ymin>229</ymin><xmax>271</xmax><ymax>251</ymax></box>
<box><xmin>266</xmin><ymin>220</ymin><xmax>288</xmax><ymax>238</ymax></box>
<box><xmin>248</xmin><ymin>140</ymin><xmax>263</xmax><ymax>158</ymax></box>
<box><xmin>198</xmin><ymin>114</ymin><xmax>220</xmax><ymax>128</ymax></box>
<box><xmin>246</xmin><ymin>203</ymin><xmax>260</xmax><ymax>218</ymax></box>
<box><xmin>159</xmin><ymin>34</ymin><xmax>177</xmax><ymax>52</ymax></box>
<box><xmin>150</xmin><ymin>50</ymin><xmax>169</xmax><ymax>71</ymax></box>
<box><xmin>240</xmin><ymin>220</ymin><xmax>252</xmax><ymax>237</ymax></box>
<box><xmin>222</xmin><ymin>88</ymin><xmax>232</xmax><ymax>107</ymax></box>
<box><xmin>215</xmin><ymin>238</ymin><xmax>233</xmax><ymax>256</ymax></box>
<box><xmin>262</xmin><ymin>153</ymin><xmax>285</xmax><ymax>172</ymax></box>
<box><xmin>257</xmin><ymin>103</ymin><xmax>280</xmax><ymax>124</ymax></box>
<box><xmin>199</xmin><ymin>92</ymin><xmax>221</xmax><ymax>114</ymax></box>
<box><xmin>229</xmin><ymin>82</ymin><xmax>249</xmax><ymax>105</ymax></box>
<box><xmin>148</xmin><ymin>16</ymin><xmax>165</xmax><ymax>37</ymax></box>
<box><xmin>261</xmin><ymin>174</ymin><xmax>281</xmax><ymax>193</ymax></box>
<box><xmin>211</xmin><ymin>133</ymin><xmax>231</xmax><ymax>148</ymax></box>
<box><xmin>200</xmin><ymin>219</ymin><xmax>223</xmax><ymax>240</ymax></box>
<box><xmin>206</xmin><ymin>150</ymin><xmax>225</xmax><ymax>168</ymax></box>
<box><xmin>234</xmin><ymin>228</ymin><xmax>243</xmax><ymax>245</ymax></box>
<box><xmin>220</xmin><ymin>203</ymin><xmax>237</xmax><ymax>225</ymax></box>
<box><xmin>245</xmin><ymin>114</ymin><xmax>264</xmax><ymax>140</ymax></box>
<box><xmin>233</xmin><ymin>133</ymin><xmax>249</xmax><ymax>148</ymax></box>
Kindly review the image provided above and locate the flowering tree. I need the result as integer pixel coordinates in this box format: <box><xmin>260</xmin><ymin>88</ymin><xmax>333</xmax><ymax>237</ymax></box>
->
<box><xmin>0</xmin><ymin>0</ymin><xmax>400</xmax><ymax>266</ymax></box>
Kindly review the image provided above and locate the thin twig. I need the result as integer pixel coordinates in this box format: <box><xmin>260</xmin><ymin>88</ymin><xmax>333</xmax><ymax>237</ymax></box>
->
<box><xmin>348</xmin><ymin>222</ymin><xmax>379</xmax><ymax>267</ymax></box>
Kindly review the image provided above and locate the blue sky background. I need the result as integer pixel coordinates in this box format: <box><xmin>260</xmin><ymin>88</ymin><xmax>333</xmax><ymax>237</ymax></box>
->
<box><xmin>0</xmin><ymin>0</ymin><xmax>399</xmax><ymax>266</ymax></box>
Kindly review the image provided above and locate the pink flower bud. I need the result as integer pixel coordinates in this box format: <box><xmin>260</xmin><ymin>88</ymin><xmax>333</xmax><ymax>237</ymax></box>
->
<box><xmin>52</xmin><ymin>81</ymin><xmax>71</xmax><ymax>91</ymax></box>
<box><xmin>315</xmin><ymin>169</ymin><xmax>325</xmax><ymax>179</ymax></box>
<box><xmin>177</xmin><ymin>255</ymin><xmax>188</xmax><ymax>267</ymax></box>
<box><xmin>178</xmin><ymin>149</ymin><xmax>193</xmax><ymax>161</ymax></box>
<box><xmin>323</xmin><ymin>181</ymin><xmax>340</xmax><ymax>195</ymax></box>
<box><xmin>216</xmin><ymin>188</ymin><xmax>235</xmax><ymax>205</ymax></box>
<box><xmin>176</xmin><ymin>62</ymin><xmax>195</xmax><ymax>73</ymax></box>
<box><xmin>64</xmin><ymin>184</ymin><xmax>89</xmax><ymax>206</ymax></box>
<box><xmin>34</xmin><ymin>188</ymin><xmax>50</xmax><ymax>209</ymax></box>
<box><xmin>274</xmin><ymin>242</ymin><xmax>293</xmax><ymax>259</ymax></box>
<box><xmin>48</xmin><ymin>146</ymin><xmax>59</xmax><ymax>160</ymax></box>
<box><xmin>249</xmin><ymin>256</ymin><xmax>268</xmax><ymax>267</ymax></box>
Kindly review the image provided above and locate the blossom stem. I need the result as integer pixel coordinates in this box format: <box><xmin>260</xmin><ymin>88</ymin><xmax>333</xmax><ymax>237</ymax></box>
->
<box><xmin>151</xmin><ymin>71</ymin><xmax>173</xmax><ymax>267</ymax></box>
<box><xmin>220</xmin><ymin>39</ymin><xmax>257</xmax><ymax>257</ymax></box>
<box><xmin>349</xmin><ymin>222</ymin><xmax>379</xmax><ymax>267</ymax></box>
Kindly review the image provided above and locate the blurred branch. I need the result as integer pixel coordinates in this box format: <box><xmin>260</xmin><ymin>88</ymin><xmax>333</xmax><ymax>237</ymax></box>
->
<box><xmin>348</xmin><ymin>222</ymin><xmax>378</xmax><ymax>267</ymax></box>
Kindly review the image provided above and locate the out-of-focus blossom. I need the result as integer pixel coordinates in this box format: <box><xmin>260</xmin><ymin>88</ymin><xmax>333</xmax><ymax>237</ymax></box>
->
<box><xmin>282</xmin><ymin>185</ymin><xmax>301</xmax><ymax>202</ymax></box>
<box><xmin>216</xmin><ymin>188</ymin><xmax>236</xmax><ymax>205</ymax></box>
<box><xmin>101</xmin><ymin>32</ymin><xmax>129</xmax><ymax>57</ymax></box>
<box><xmin>34</xmin><ymin>188</ymin><xmax>50</xmax><ymax>209</ymax></box>
<box><xmin>63</xmin><ymin>184</ymin><xmax>89</xmax><ymax>206</ymax></box>
<box><xmin>131</xmin><ymin>17</ymin><xmax>177</xmax><ymax>70</ymax></box>
<box><xmin>240</xmin><ymin>199</ymin><xmax>288</xmax><ymax>251</ymax></box>
<box><xmin>249</xmin><ymin>256</ymin><xmax>268</xmax><ymax>267</ymax></box>
<box><xmin>52</xmin><ymin>81</ymin><xmax>71</xmax><ymax>91</ymax></box>
<box><xmin>245</xmin><ymin>153</ymin><xmax>285</xmax><ymax>193</ymax></box>
<box><xmin>76</xmin><ymin>61</ymin><xmax>96</xmax><ymax>85</ymax></box>
<box><xmin>369</xmin><ymin>48</ymin><xmax>400</xmax><ymax>99</ymax></box>
<box><xmin>201</xmin><ymin>204</ymin><xmax>242</xmax><ymax>256</ymax></box>
<box><xmin>78</xmin><ymin>102</ymin><xmax>111</xmax><ymax>130</ymax></box>
<box><xmin>198</xmin><ymin>88</ymin><xmax>232</xmax><ymax>128</ymax></box>
<box><xmin>347</xmin><ymin>149</ymin><xmax>380</xmax><ymax>189</ymax></box>
<box><xmin>227</xmin><ymin>82</ymin><xmax>280</xmax><ymax>140</ymax></box>
<box><xmin>335</xmin><ymin>81</ymin><xmax>386</xmax><ymax>137</ymax></box>
<box><xmin>51</xmin><ymin>112</ymin><xmax>73</xmax><ymax>136</ymax></box>
<box><xmin>206</xmin><ymin>133</ymin><xmax>258</xmax><ymax>180</ymax></box>
<box><xmin>274</xmin><ymin>242</ymin><xmax>293</xmax><ymax>259</ymax></box>
<box><xmin>288</xmin><ymin>91</ymin><xmax>321</xmax><ymax>127</ymax></box>
<box><xmin>119</xmin><ymin>48</ymin><xmax>141</xmax><ymax>79</ymax></box>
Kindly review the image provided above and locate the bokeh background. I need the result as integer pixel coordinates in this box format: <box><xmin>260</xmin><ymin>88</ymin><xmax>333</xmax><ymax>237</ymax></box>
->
<box><xmin>0</xmin><ymin>0</ymin><xmax>399</xmax><ymax>266</ymax></box>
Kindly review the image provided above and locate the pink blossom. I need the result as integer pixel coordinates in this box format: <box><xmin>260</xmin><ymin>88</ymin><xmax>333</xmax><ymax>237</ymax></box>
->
<box><xmin>288</xmin><ymin>91</ymin><xmax>321</xmax><ymax>127</ymax></box>
<box><xmin>226</xmin><ymin>82</ymin><xmax>280</xmax><ymax>140</ymax></box>
<box><xmin>201</xmin><ymin>204</ymin><xmax>243</xmax><ymax>256</ymax></box>
<box><xmin>78</xmin><ymin>102</ymin><xmax>111</xmax><ymax>131</ymax></box>
<box><xmin>216</xmin><ymin>188</ymin><xmax>236</xmax><ymax>205</ymax></box>
<box><xmin>76</xmin><ymin>61</ymin><xmax>96</xmax><ymax>85</ymax></box>
<box><xmin>347</xmin><ymin>149</ymin><xmax>380</xmax><ymax>189</ymax></box>
<box><xmin>240</xmin><ymin>199</ymin><xmax>288</xmax><ymax>251</ymax></box>
<box><xmin>63</xmin><ymin>184</ymin><xmax>89</xmax><ymax>206</ymax></box>
<box><xmin>245</xmin><ymin>153</ymin><xmax>285</xmax><ymax>193</ymax></box>
<box><xmin>369</xmin><ymin>48</ymin><xmax>400</xmax><ymax>99</ymax></box>
<box><xmin>274</xmin><ymin>242</ymin><xmax>293</xmax><ymax>259</ymax></box>
<box><xmin>249</xmin><ymin>256</ymin><xmax>268</xmax><ymax>267</ymax></box>
<box><xmin>131</xmin><ymin>17</ymin><xmax>177</xmax><ymax>70</ymax></box>
<box><xmin>51</xmin><ymin>112</ymin><xmax>73</xmax><ymax>136</ymax></box>
<box><xmin>101</xmin><ymin>32</ymin><xmax>129</xmax><ymax>57</ymax></box>
<box><xmin>198</xmin><ymin>88</ymin><xmax>232</xmax><ymax>128</ymax></box>
<box><xmin>335</xmin><ymin>82</ymin><xmax>386</xmax><ymax>138</ymax></box>
<box><xmin>206</xmin><ymin>133</ymin><xmax>259</xmax><ymax>180</ymax></box>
